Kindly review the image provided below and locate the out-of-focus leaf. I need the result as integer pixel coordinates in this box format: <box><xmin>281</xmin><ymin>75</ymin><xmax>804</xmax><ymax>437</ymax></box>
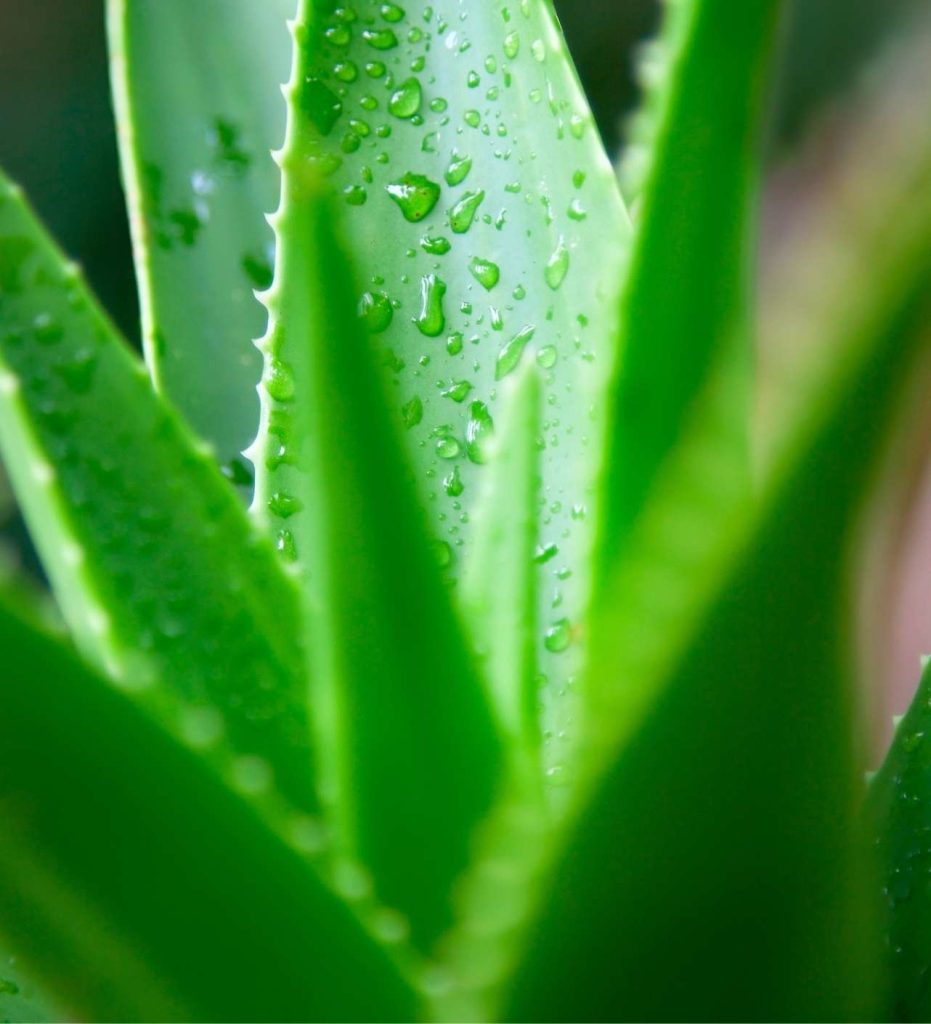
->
<box><xmin>0</xmin><ymin>600</ymin><xmax>417</xmax><ymax>1023</ymax></box>
<box><xmin>251</xmin><ymin>16</ymin><xmax>502</xmax><ymax>947</ymax></box>
<box><xmin>461</xmin><ymin>361</ymin><xmax>543</xmax><ymax>750</ymax></box>
<box><xmin>107</xmin><ymin>0</ymin><xmax>294</xmax><ymax>468</ymax></box>
<box><xmin>288</xmin><ymin>0</ymin><xmax>630</xmax><ymax>767</ymax></box>
<box><xmin>499</xmin><ymin>27</ymin><xmax>931</xmax><ymax>1014</ymax></box>
<box><xmin>601</xmin><ymin>0</ymin><xmax>784</xmax><ymax>560</ymax></box>
<box><xmin>0</xmin><ymin>171</ymin><xmax>316</xmax><ymax>815</ymax></box>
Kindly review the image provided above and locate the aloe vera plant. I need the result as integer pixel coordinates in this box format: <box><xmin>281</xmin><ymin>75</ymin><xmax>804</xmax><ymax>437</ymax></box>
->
<box><xmin>5</xmin><ymin>0</ymin><xmax>931</xmax><ymax>1020</ymax></box>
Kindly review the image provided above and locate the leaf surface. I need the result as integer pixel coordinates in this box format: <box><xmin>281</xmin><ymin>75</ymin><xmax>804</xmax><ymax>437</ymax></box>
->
<box><xmin>0</xmin><ymin>171</ymin><xmax>316</xmax><ymax>815</ymax></box>
<box><xmin>107</xmin><ymin>0</ymin><xmax>295</xmax><ymax>467</ymax></box>
<box><xmin>284</xmin><ymin>0</ymin><xmax>630</xmax><ymax>763</ymax></box>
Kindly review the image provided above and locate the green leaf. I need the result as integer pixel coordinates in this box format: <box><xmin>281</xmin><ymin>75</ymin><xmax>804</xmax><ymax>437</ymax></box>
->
<box><xmin>600</xmin><ymin>0</ymin><xmax>784</xmax><ymax>557</ymax></box>
<box><xmin>251</xmin><ymin>18</ymin><xmax>503</xmax><ymax>946</ymax></box>
<box><xmin>0</xmin><ymin>600</ymin><xmax>417</xmax><ymax>1022</ymax></box>
<box><xmin>498</xmin><ymin>39</ymin><xmax>931</xmax><ymax>1018</ymax></box>
<box><xmin>107</xmin><ymin>0</ymin><xmax>294</xmax><ymax>467</ymax></box>
<box><xmin>282</xmin><ymin>0</ymin><xmax>631</xmax><ymax>764</ymax></box>
<box><xmin>0</xmin><ymin>171</ymin><xmax>316</xmax><ymax>815</ymax></box>
<box><xmin>869</xmin><ymin>660</ymin><xmax>931</xmax><ymax>1021</ymax></box>
<box><xmin>461</xmin><ymin>361</ymin><xmax>543</xmax><ymax>750</ymax></box>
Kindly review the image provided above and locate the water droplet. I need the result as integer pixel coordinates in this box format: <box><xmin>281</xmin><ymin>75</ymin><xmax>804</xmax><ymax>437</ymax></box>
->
<box><xmin>388</xmin><ymin>77</ymin><xmax>423</xmax><ymax>119</ymax></box>
<box><xmin>545</xmin><ymin>238</ymin><xmax>570</xmax><ymax>290</ymax></box>
<box><xmin>358</xmin><ymin>290</ymin><xmax>394</xmax><ymax>333</ymax></box>
<box><xmin>343</xmin><ymin>184</ymin><xmax>368</xmax><ymax>205</ymax></box>
<box><xmin>503</xmin><ymin>31</ymin><xmax>520</xmax><ymax>59</ymax></box>
<box><xmin>466</xmin><ymin>400</ymin><xmax>494</xmax><ymax>463</ymax></box>
<box><xmin>436</xmin><ymin>435</ymin><xmax>461</xmax><ymax>459</ymax></box>
<box><xmin>362</xmin><ymin>27</ymin><xmax>400</xmax><ymax>50</ymax></box>
<box><xmin>495</xmin><ymin>325</ymin><xmax>535</xmax><ymax>380</ymax></box>
<box><xmin>414</xmin><ymin>274</ymin><xmax>446</xmax><ymax>337</ymax></box>
<box><xmin>421</xmin><ymin>234</ymin><xmax>451</xmax><ymax>255</ymax></box>
<box><xmin>266</xmin><ymin>358</ymin><xmax>296</xmax><ymax>402</ymax></box>
<box><xmin>469</xmin><ymin>256</ymin><xmax>500</xmax><ymax>291</ymax></box>
<box><xmin>386</xmin><ymin>172</ymin><xmax>441</xmax><ymax>222</ymax></box>
<box><xmin>534</xmin><ymin>543</ymin><xmax>558</xmax><ymax>564</ymax></box>
<box><xmin>444</xmin><ymin>465</ymin><xmax>464</xmax><ymax>496</ymax></box>
<box><xmin>380</xmin><ymin>2</ymin><xmax>406</xmax><ymax>22</ymax></box>
<box><xmin>445</xmin><ymin>151</ymin><xmax>473</xmax><ymax>186</ymax></box>
<box><xmin>448</xmin><ymin>189</ymin><xmax>485</xmax><ymax>233</ymax></box>
<box><xmin>441</xmin><ymin>379</ymin><xmax>472</xmax><ymax>403</ymax></box>
<box><xmin>544</xmin><ymin>618</ymin><xmax>572</xmax><ymax>653</ymax></box>
<box><xmin>402</xmin><ymin>396</ymin><xmax>423</xmax><ymax>428</ymax></box>
<box><xmin>536</xmin><ymin>345</ymin><xmax>557</xmax><ymax>369</ymax></box>
<box><xmin>446</xmin><ymin>331</ymin><xmax>464</xmax><ymax>355</ymax></box>
<box><xmin>268</xmin><ymin>491</ymin><xmax>303</xmax><ymax>519</ymax></box>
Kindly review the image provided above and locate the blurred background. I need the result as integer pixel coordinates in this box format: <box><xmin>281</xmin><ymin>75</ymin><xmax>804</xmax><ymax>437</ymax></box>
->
<box><xmin>0</xmin><ymin>0</ymin><xmax>927</xmax><ymax>743</ymax></box>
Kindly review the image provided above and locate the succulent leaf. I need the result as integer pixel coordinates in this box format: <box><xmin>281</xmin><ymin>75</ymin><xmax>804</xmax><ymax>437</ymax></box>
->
<box><xmin>107</xmin><ymin>0</ymin><xmax>296</xmax><ymax>467</ymax></box>
<box><xmin>0</xmin><ymin>171</ymin><xmax>317</xmax><ymax>816</ymax></box>
<box><xmin>0</xmin><ymin>598</ymin><xmax>417</xmax><ymax>1022</ymax></box>
<box><xmin>279</xmin><ymin>0</ymin><xmax>631</xmax><ymax>767</ymax></box>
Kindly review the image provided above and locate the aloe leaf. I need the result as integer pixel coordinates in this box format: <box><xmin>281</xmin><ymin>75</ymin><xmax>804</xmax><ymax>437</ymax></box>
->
<box><xmin>868</xmin><ymin>661</ymin><xmax>931</xmax><ymax>1020</ymax></box>
<box><xmin>461</xmin><ymin>361</ymin><xmax>543</xmax><ymax>750</ymax></box>
<box><xmin>0</xmin><ymin>600</ymin><xmax>417</xmax><ymax>1022</ymax></box>
<box><xmin>107</xmin><ymin>0</ymin><xmax>295</xmax><ymax>468</ymax></box>
<box><xmin>497</xmin><ymin>47</ymin><xmax>931</xmax><ymax>1021</ymax></box>
<box><xmin>252</xmin><ymin>16</ymin><xmax>503</xmax><ymax>948</ymax></box>
<box><xmin>0</xmin><ymin>172</ymin><xmax>316</xmax><ymax>815</ymax></box>
<box><xmin>282</xmin><ymin>0</ymin><xmax>630</xmax><ymax>767</ymax></box>
<box><xmin>0</xmin><ymin>951</ymin><xmax>54</xmax><ymax>1024</ymax></box>
<box><xmin>600</xmin><ymin>0</ymin><xmax>784</xmax><ymax>557</ymax></box>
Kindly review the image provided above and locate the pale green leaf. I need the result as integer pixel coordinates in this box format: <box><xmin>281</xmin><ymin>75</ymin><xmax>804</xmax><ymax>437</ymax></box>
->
<box><xmin>107</xmin><ymin>0</ymin><xmax>295</xmax><ymax>467</ymax></box>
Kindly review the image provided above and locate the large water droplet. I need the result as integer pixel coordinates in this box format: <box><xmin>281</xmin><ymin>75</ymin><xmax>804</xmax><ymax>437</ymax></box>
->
<box><xmin>388</xmin><ymin>78</ymin><xmax>423</xmax><ymax>119</ymax></box>
<box><xmin>495</xmin><ymin>325</ymin><xmax>536</xmax><ymax>380</ymax></box>
<box><xmin>448</xmin><ymin>190</ymin><xmax>485</xmax><ymax>233</ymax></box>
<box><xmin>386</xmin><ymin>173</ymin><xmax>441</xmax><ymax>222</ymax></box>
<box><xmin>469</xmin><ymin>256</ymin><xmax>500</xmax><ymax>291</ymax></box>
<box><xmin>414</xmin><ymin>274</ymin><xmax>447</xmax><ymax>337</ymax></box>
<box><xmin>358</xmin><ymin>290</ymin><xmax>394</xmax><ymax>333</ymax></box>
<box><xmin>545</xmin><ymin>238</ymin><xmax>570</xmax><ymax>290</ymax></box>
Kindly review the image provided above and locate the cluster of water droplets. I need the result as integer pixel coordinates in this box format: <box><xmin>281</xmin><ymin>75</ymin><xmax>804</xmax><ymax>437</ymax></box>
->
<box><xmin>262</xmin><ymin>0</ymin><xmax>627</xmax><ymax>780</ymax></box>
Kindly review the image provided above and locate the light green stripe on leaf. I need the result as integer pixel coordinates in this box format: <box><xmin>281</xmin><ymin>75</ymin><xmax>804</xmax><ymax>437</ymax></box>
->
<box><xmin>107</xmin><ymin>0</ymin><xmax>295</xmax><ymax>468</ymax></box>
<box><xmin>0</xmin><ymin>171</ymin><xmax>316</xmax><ymax>816</ymax></box>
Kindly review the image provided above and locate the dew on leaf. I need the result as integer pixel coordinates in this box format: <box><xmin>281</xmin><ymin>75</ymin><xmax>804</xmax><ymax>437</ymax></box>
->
<box><xmin>380</xmin><ymin>2</ymin><xmax>406</xmax><ymax>21</ymax></box>
<box><xmin>466</xmin><ymin>400</ymin><xmax>494</xmax><ymax>463</ymax></box>
<box><xmin>545</xmin><ymin>237</ymin><xmax>570</xmax><ymax>290</ymax></box>
<box><xmin>386</xmin><ymin>172</ymin><xmax>441</xmax><ymax>222</ymax></box>
<box><xmin>469</xmin><ymin>256</ymin><xmax>500</xmax><ymax>291</ymax></box>
<box><xmin>402</xmin><ymin>396</ymin><xmax>423</xmax><ymax>428</ymax></box>
<box><xmin>421</xmin><ymin>234</ymin><xmax>451</xmax><ymax>255</ymax></box>
<box><xmin>536</xmin><ymin>345</ymin><xmax>557</xmax><ymax>369</ymax></box>
<box><xmin>448</xmin><ymin>189</ymin><xmax>485</xmax><ymax>233</ymax></box>
<box><xmin>436</xmin><ymin>435</ymin><xmax>461</xmax><ymax>459</ymax></box>
<box><xmin>495</xmin><ymin>325</ymin><xmax>535</xmax><ymax>380</ymax></box>
<box><xmin>445</xmin><ymin>151</ymin><xmax>473</xmax><ymax>186</ymax></box>
<box><xmin>444</xmin><ymin>465</ymin><xmax>464</xmax><ymax>496</ymax></box>
<box><xmin>343</xmin><ymin>184</ymin><xmax>368</xmax><ymax>205</ymax></box>
<box><xmin>363</xmin><ymin>27</ymin><xmax>399</xmax><ymax>50</ymax></box>
<box><xmin>388</xmin><ymin>78</ymin><xmax>423</xmax><ymax>119</ymax></box>
<box><xmin>503</xmin><ymin>31</ymin><xmax>520</xmax><ymax>59</ymax></box>
<box><xmin>544</xmin><ymin>618</ymin><xmax>572</xmax><ymax>653</ymax></box>
<box><xmin>268</xmin><ymin>491</ymin><xmax>304</xmax><ymax>519</ymax></box>
<box><xmin>414</xmin><ymin>274</ymin><xmax>447</xmax><ymax>336</ymax></box>
<box><xmin>358</xmin><ymin>291</ymin><xmax>394</xmax><ymax>333</ymax></box>
<box><xmin>266</xmin><ymin>359</ymin><xmax>296</xmax><ymax>402</ymax></box>
<box><xmin>441</xmin><ymin>379</ymin><xmax>472</xmax><ymax>403</ymax></box>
